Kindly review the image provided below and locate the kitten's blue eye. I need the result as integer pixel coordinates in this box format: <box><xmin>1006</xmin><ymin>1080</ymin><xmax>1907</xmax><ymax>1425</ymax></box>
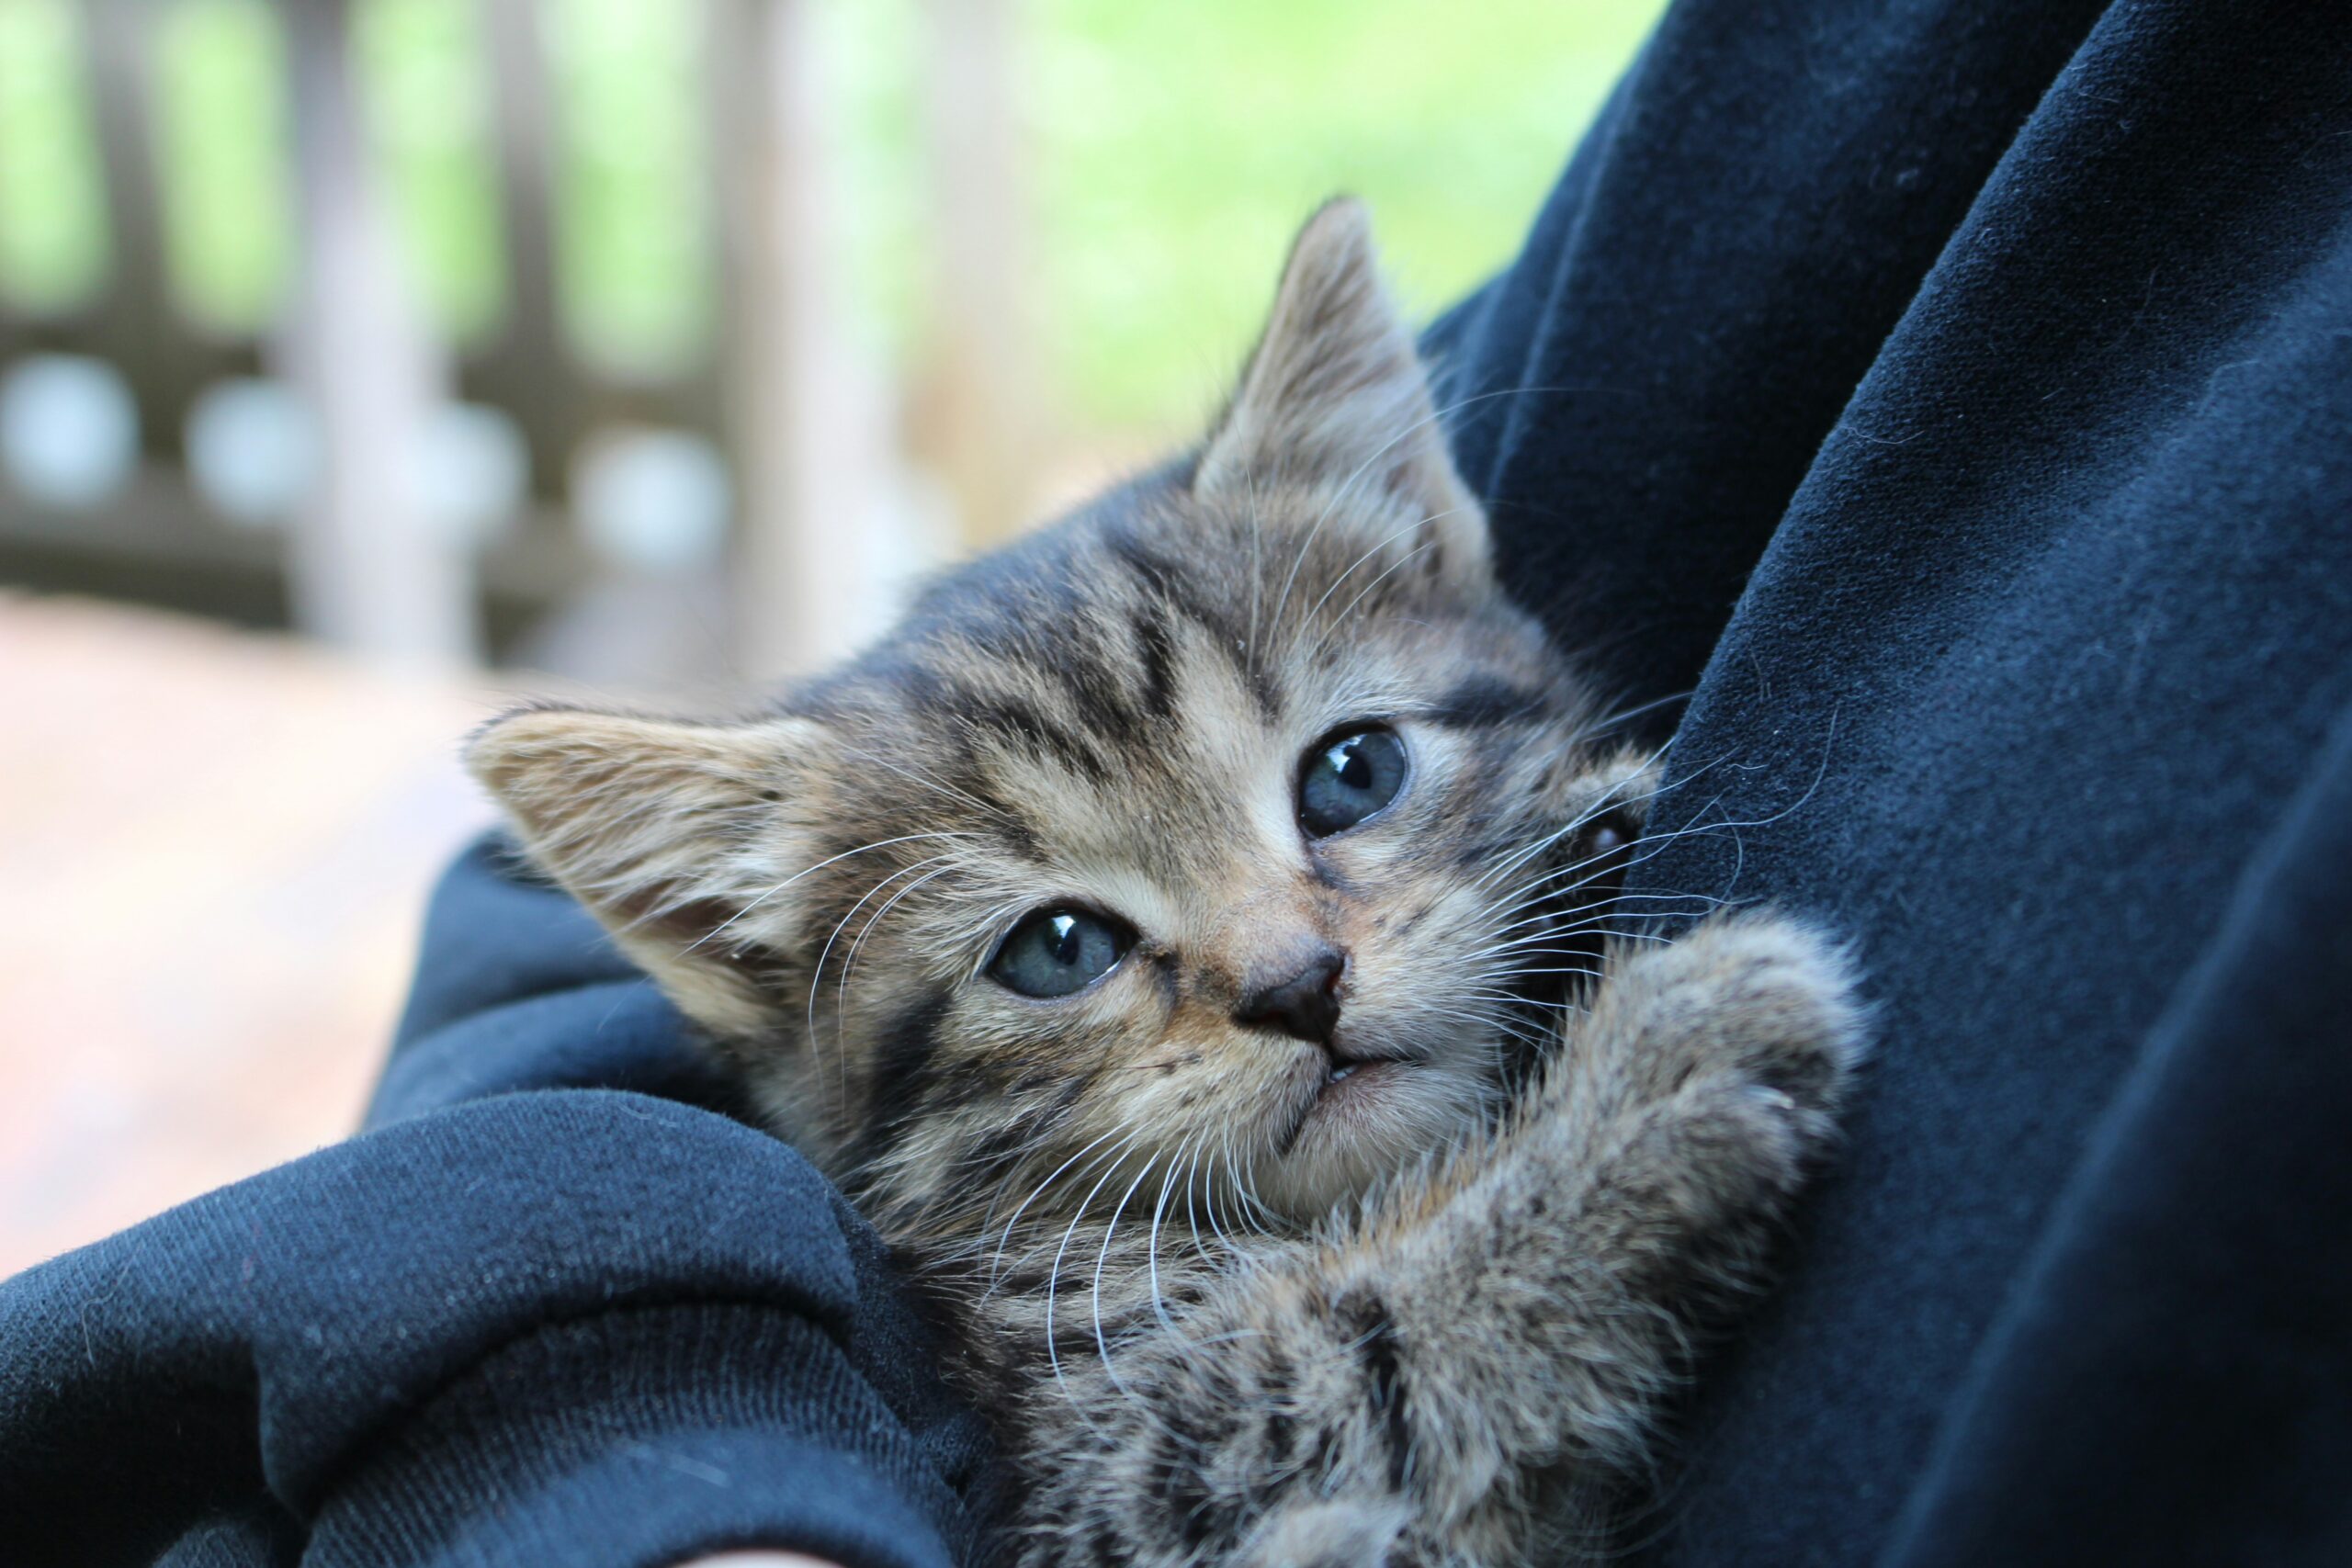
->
<box><xmin>1298</xmin><ymin>726</ymin><xmax>1408</xmax><ymax>838</ymax></box>
<box><xmin>989</xmin><ymin>908</ymin><xmax>1132</xmax><ymax>998</ymax></box>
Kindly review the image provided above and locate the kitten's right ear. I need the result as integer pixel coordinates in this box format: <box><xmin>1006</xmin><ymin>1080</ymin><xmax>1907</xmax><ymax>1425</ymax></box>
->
<box><xmin>466</xmin><ymin>705</ymin><xmax>821</xmax><ymax>1037</ymax></box>
<box><xmin>1194</xmin><ymin>197</ymin><xmax>1488</xmax><ymax>592</ymax></box>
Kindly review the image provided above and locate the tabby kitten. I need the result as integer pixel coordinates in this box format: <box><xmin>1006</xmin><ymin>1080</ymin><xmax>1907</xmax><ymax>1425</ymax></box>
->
<box><xmin>469</xmin><ymin>200</ymin><xmax>1864</xmax><ymax>1568</ymax></box>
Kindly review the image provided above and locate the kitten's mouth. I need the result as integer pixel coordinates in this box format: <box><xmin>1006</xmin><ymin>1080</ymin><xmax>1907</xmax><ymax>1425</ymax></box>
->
<box><xmin>1322</xmin><ymin>1032</ymin><xmax>1412</xmax><ymax>1083</ymax></box>
<box><xmin>1317</xmin><ymin>1058</ymin><xmax>1399</xmax><ymax>1097</ymax></box>
<box><xmin>1274</xmin><ymin>1046</ymin><xmax>1412</xmax><ymax>1155</ymax></box>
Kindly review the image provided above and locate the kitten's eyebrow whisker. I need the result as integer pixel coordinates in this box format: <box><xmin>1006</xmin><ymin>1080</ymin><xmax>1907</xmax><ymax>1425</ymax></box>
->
<box><xmin>960</xmin><ymin>897</ymin><xmax>1031</xmax><ymax>981</ymax></box>
<box><xmin>685</xmin><ymin>829</ymin><xmax>972</xmax><ymax>955</ymax></box>
<box><xmin>1457</xmin><ymin>749</ymin><xmax>1709</xmax><ymax>907</ymax></box>
<box><xmin>1490</xmin><ymin>744</ymin><xmax>1706</xmax><ymax>876</ymax></box>
<box><xmin>1535</xmin><ymin>709</ymin><xmax>1839</xmax><ymax>903</ymax></box>
<box><xmin>805</xmin><ymin>852</ymin><xmax>959</xmax><ymax>1110</ymax></box>
<box><xmin>1313</xmin><ymin>539</ymin><xmax>1440</xmax><ymax>659</ymax></box>
<box><xmin>1301</xmin><ymin>509</ymin><xmax>1468</xmax><ymax>632</ymax></box>
<box><xmin>836</xmin><ymin>863</ymin><xmax>958</xmax><ymax>1049</ymax></box>
<box><xmin>1464</xmin><ymin>784</ymin><xmax>1744</xmax><ymax>924</ymax></box>
<box><xmin>1566</xmin><ymin>687</ymin><xmax>1697</xmax><ymax>747</ymax></box>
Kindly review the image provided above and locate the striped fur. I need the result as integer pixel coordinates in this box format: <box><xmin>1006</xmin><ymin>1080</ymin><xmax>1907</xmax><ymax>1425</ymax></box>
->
<box><xmin>470</xmin><ymin>200</ymin><xmax>1865</xmax><ymax>1566</ymax></box>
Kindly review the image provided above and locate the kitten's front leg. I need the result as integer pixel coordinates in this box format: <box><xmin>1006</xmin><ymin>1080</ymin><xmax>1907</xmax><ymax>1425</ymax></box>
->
<box><xmin>1017</xmin><ymin>911</ymin><xmax>1865</xmax><ymax>1568</ymax></box>
<box><xmin>1316</xmin><ymin>910</ymin><xmax>1867</xmax><ymax>1560</ymax></box>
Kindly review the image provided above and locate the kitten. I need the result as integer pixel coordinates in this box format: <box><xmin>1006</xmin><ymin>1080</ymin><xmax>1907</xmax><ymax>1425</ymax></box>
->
<box><xmin>469</xmin><ymin>199</ymin><xmax>1864</xmax><ymax>1568</ymax></box>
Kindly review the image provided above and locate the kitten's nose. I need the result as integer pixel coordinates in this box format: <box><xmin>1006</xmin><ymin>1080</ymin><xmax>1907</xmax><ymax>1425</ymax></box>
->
<box><xmin>1236</xmin><ymin>945</ymin><xmax>1346</xmax><ymax>1047</ymax></box>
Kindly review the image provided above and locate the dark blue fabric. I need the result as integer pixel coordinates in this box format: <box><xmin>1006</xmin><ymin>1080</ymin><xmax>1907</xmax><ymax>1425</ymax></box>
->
<box><xmin>5</xmin><ymin>0</ymin><xmax>2350</xmax><ymax>1563</ymax></box>
<box><xmin>0</xmin><ymin>840</ymin><xmax>992</xmax><ymax>1568</ymax></box>
<box><xmin>368</xmin><ymin>837</ymin><xmax>741</xmax><ymax>1128</ymax></box>
<box><xmin>1429</xmin><ymin>0</ymin><xmax>2352</xmax><ymax>1562</ymax></box>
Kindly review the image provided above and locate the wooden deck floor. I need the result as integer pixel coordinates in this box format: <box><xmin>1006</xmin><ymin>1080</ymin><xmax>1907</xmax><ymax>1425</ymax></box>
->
<box><xmin>0</xmin><ymin>593</ymin><xmax>502</xmax><ymax>1275</ymax></box>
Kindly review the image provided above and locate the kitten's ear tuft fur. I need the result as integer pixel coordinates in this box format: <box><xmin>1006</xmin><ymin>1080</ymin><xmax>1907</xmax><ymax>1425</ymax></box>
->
<box><xmin>467</xmin><ymin>705</ymin><xmax>817</xmax><ymax>1037</ymax></box>
<box><xmin>1196</xmin><ymin>197</ymin><xmax>1488</xmax><ymax>586</ymax></box>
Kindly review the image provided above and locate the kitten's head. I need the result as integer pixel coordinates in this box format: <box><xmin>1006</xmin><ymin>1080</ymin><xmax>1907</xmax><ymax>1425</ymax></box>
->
<box><xmin>470</xmin><ymin>202</ymin><xmax>1645</xmax><ymax>1235</ymax></box>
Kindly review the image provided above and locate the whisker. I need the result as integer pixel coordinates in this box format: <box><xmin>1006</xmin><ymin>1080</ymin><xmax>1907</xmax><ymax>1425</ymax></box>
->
<box><xmin>836</xmin><ymin>862</ymin><xmax>958</xmax><ymax>1035</ymax></box>
<box><xmin>1313</xmin><ymin>539</ymin><xmax>1439</xmax><ymax>657</ymax></box>
<box><xmin>986</xmin><ymin>1123</ymin><xmax>1132</xmax><ymax>1287</ymax></box>
<box><xmin>1146</xmin><ymin>1133</ymin><xmax>1197</xmax><ymax>1338</ymax></box>
<box><xmin>1479</xmin><ymin>888</ymin><xmax>1731</xmax><ymax>946</ymax></box>
<box><xmin>1457</xmin><ymin>752</ymin><xmax>1705</xmax><ymax>908</ymax></box>
<box><xmin>837</xmin><ymin>745</ymin><xmax>1013</xmax><ymax>825</ymax></box>
<box><xmin>1046</xmin><ymin>1133</ymin><xmax>1148</xmax><ymax>1411</ymax></box>
<box><xmin>1091</xmin><ymin>1151</ymin><xmax>1167</xmax><ymax>1399</ymax></box>
<box><xmin>1302</xmin><ymin>510</ymin><xmax>1465</xmax><ymax>630</ymax></box>
<box><xmin>805</xmin><ymin>852</ymin><xmax>958</xmax><ymax>1109</ymax></box>
<box><xmin>685</xmin><ymin>829</ymin><xmax>972</xmax><ymax>954</ymax></box>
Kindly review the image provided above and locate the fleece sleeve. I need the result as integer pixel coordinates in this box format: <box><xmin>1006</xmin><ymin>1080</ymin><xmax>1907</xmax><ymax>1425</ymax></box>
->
<box><xmin>0</xmin><ymin>838</ymin><xmax>992</xmax><ymax>1568</ymax></box>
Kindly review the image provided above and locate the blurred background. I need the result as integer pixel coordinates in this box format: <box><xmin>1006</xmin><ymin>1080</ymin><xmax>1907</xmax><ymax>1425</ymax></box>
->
<box><xmin>0</xmin><ymin>0</ymin><xmax>1661</xmax><ymax>1274</ymax></box>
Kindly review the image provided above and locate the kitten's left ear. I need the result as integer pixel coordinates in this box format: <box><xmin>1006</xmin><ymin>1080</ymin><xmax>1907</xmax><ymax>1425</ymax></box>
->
<box><xmin>466</xmin><ymin>705</ymin><xmax>821</xmax><ymax>1038</ymax></box>
<box><xmin>1195</xmin><ymin>197</ymin><xmax>1489</xmax><ymax>589</ymax></box>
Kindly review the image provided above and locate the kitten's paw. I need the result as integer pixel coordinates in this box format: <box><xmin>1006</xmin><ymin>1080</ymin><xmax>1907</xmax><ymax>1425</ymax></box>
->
<box><xmin>1234</xmin><ymin>1496</ymin><xmax>1411</xmax><ymax>1568</ymax></box>
<box><xmin>1596</xmin><ymin>909</ymin><xmax>1868</xmax><ymax>1134</ymax></box>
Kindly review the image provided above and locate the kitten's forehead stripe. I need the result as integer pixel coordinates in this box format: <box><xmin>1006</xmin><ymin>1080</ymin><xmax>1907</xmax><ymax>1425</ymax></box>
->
<box><xmin>1102</xmin><ymin>525</ymin><xmax>1278</xmax><ymax>717</ymax></box>
<box><xmin>957</xmin><ymin>686</ymin><xmax>1113</xmax><ymax>784</ymax></box>
<box><xmin>1428</xmin><ymin>677</ymin><xmax>1554</xmax><ymax>729</ymax></box>
<box><xmin>1130</xmin><ymin>604</ymin><xmax>1180</xmax><ymax>721</ymax></box>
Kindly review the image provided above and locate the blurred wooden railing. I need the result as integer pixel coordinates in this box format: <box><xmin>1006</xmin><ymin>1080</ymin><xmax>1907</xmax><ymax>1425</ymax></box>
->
<box><xmin>0</xmin><ymin>0</ymin><xmax>1031</xmax><ymax>681</ymax></box>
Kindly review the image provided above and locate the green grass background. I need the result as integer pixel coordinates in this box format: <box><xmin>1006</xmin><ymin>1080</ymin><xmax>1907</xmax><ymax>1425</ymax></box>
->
<box><xmin>0</xmin><ymin>0</ymin><xmax>1661</xmax><ymax>440</ymax></box>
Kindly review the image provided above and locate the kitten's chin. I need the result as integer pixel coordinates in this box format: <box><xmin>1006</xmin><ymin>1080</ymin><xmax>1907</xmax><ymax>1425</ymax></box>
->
<box><xmin>1251</xmin><ymin>1058</ymin><xmax>1485</xmax><ymax>1223</ymax></box>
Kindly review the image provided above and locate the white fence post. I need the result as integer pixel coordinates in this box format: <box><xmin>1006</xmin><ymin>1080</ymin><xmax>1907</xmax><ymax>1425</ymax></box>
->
<box><xmin>916</xmin><ymin>0</ymin><xmax>1035</xmax><ymax>548</ymax></box>
<box><xmin>711</xmin><ymin>0</ymin><xmax>889</xmax><ymax>682</ymax></box>
<box><xmin>280</xmin><ymin>0</ymin><xmax>475</xmax><ymax>670</ymax></box>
